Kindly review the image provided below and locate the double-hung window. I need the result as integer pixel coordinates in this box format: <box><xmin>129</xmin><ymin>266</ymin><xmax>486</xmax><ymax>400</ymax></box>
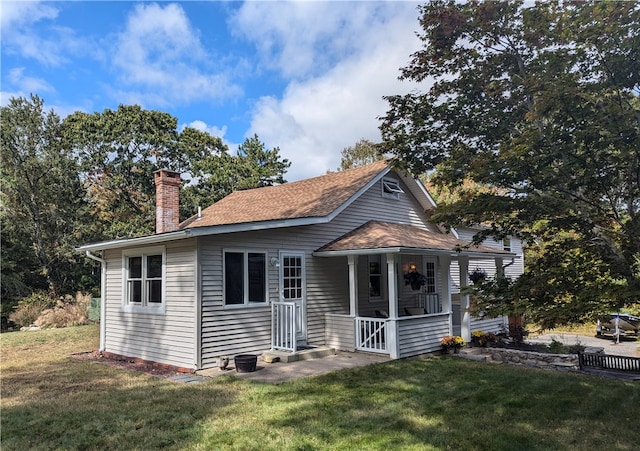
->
<box><xmin>123</xmin><ymin>247</ymin><xmax>165</xmax><ymax>313</ymax></box>
<box><xmin>224</xmin><ymin>250</ymin><xmax>267</xmax><ymax>306</ymax></box>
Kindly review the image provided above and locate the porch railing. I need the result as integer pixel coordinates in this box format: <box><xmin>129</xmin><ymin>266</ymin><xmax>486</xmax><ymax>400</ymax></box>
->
<box><xmin>356</xmin><ymin>317</ymin><xmax>387</xmax><ymax>354</ymax></box>
<box><xmin>418</xmin><ymin>292</ymin><xmax>442</xmax><ymax>314</ymax></box>
<box><xmin>271</xmin><ymin>301</ymin><xmax>297</xmax><ymax>353</ymax></box>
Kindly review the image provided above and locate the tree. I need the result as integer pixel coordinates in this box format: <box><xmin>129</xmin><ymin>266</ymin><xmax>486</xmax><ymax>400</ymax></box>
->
<box><xmin>63</xmin><ymin>105</ymin><xmax>228</xmax><ymax>237</ymax></box>
<box><xmin>338</xmin><ymin>139</ymin><xmax>385</xmax><ymax>170</ymax></box>
<box><xmin>380</xmin><ymin>1</ymin><xmax>640</xmax><ymax>327</ymax></box>
<box><xmin>182</xmin><ymin>134</ymin><xmax>290</xmax><ymax>220</ymax></box>
<box><xmin>1</xmin><ymin>95</ymin><xmax>94</xmax><ymax>297</ymax></box>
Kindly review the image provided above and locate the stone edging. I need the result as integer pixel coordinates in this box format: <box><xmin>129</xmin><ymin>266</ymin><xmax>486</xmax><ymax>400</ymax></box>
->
<box><xmin>465</xmin><ymin>347</ymin><xmax>579</xmax><ymax>371</ymax></box>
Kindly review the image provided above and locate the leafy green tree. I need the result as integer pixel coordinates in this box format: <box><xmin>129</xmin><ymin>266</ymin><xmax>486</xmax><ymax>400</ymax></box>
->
<box><xmin>380</xmin><ymin>1</ymin><xmax>640</xmax><ymax>327</ymax></box>
<box><xmin>64</xmin><ymin>105</ymin><xmax>181</xmax><ymax>237</ymax></box>
<box><xmin>64</xmin><ymin>105</ymin><xmax>228</xmax><ymax>236</ymax></box>
<box><xmin>338</xmin><ymin>139</ymin><xmax>385</xmax><ymax>170</ymax></box>
<box><xmin>1</xmin><ymin>95</ymin><xmax>94</xmax><ymax>298</ymax></box>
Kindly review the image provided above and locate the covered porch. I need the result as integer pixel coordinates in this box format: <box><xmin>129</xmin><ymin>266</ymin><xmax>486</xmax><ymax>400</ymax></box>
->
<box><xmin>314</xmin><ymin>221</ymin><xmax>513</xmax><ymax>359</ymax></box>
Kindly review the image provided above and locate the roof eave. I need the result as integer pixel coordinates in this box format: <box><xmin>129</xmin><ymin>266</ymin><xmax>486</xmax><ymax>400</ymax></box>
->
<box><xmin>77</xmin><ymin>215</ymin><xmax>335</xmax><ymax>252</ymax></box>
<box><xmin>453</xmin><ymin>250</ymin><xmax>518</xmax><ymax>259</ymax></box>
<box><xmin>314</xmin><ymin>247</ymin><xmax>517</xmax><ymax>258</ymax></box>
<box><xmin>76</xmin><ymin>229</ymin><xmax>193</xmax><ymax>252</ymax></box>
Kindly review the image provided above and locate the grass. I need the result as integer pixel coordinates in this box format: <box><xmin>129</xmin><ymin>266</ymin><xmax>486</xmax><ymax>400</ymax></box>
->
<box><xmin>532</xmin><ymin>323</ymin><xmax>597</xmax><ymax>337</ymax></box>
<box><xmin>1</xmin><ymin>325</ymin><xmax>639</xmax><ymax>450</ymax></box>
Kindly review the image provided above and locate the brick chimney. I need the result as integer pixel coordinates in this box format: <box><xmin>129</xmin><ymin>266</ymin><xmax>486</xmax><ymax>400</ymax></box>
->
<box><xmin>154</xmin><ymin>169</ymin><xmax>181</xmax><ymax>233</ymax></box>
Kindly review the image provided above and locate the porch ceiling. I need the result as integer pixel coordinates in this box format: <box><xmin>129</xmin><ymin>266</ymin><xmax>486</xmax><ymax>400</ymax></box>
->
<box><xmin>313</xmin><ymin>221</ymin><xmax>515</xmax><ymax>258</ymax></box>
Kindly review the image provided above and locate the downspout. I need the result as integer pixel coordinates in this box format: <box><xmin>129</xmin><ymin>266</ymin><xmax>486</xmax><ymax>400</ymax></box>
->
<box><xmin>86</xmin><ymin>251</ymin><xmax>107</xmax><ymax>352</ymax></box>
<box><xmin>502</xmin><ymin>257</ymin><xmax>516</xmax><ymax>274</ymax></box>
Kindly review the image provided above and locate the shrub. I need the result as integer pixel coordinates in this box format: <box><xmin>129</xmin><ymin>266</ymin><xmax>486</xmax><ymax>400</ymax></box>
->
<box><xmin>549</xmin><ymin>337</ymin><xmax>585</xmax><ymax>355</ymax></box>
<box><xmin>471</xmin><ymin>330</ymin><xmax>499</xmax><ymax>347</ymax></box>
<box><xmin>35</xmin><ymin>292</ymin><xmax>91</xmax><ymax>328</ymax></box>
<box><xmin>9</xmin><ymin>292</ymin><xmax>54</xmax><ymax>328</ymax></box>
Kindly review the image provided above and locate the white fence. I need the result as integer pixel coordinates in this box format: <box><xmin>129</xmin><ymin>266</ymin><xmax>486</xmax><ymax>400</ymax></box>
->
<box><xmin>356</xmin><ymin>317</ymin><xmax>387</xmax><ymax>353</ymax></box>
<box><xmin>271</xmin><ymin>301</ymin><xmax>297</xmax><ymax>352</ymax></box>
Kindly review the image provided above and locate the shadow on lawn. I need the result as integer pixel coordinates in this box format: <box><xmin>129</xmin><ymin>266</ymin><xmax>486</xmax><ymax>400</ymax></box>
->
<box><xmin>256</xmin><ymin>358</ymin><xmax>638</xmax><ymax>450</ymax></box>
<box><xmin>1</xmin><ymin>357</ymin><xmax>238</xmax><ymax>450</ymax></box>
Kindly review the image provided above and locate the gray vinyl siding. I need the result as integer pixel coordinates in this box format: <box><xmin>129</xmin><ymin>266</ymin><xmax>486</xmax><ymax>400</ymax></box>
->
<box><xmin>199</xmin><ymin>228</ymin><xmax>352</xmax><ymax>368</ymax></box>
<box><xmin>102</xmin><ymin>240</ymin><xmax>197</xmax><ymax>369</ymax></box>
<box><xmin>397</xmin><ymin>315</ymin><xmax>450</xmax><ymax>358</ymax></box>
<box><xmin>325</xmin><ymin>314</ymin><xmax>356</xmax><ymax>351</ymax></box>
<box><xmin>471</xmin><ymin>316</ymin><xmax>507</xmax><ymax>334</ymax></box>
<box><xmin>451</xmin><ymin>228</ymin><xmax>524</xmax><ymax>289</ymax></box>
<box><xmin>198</xmin><ymin>173</ymin><xmax>436</xmax><ymax>368</ymax></box>
<box><xmin>450</xmin><ymin>228</ymin><xmax>523</xmax><ymax>333</ymax></box>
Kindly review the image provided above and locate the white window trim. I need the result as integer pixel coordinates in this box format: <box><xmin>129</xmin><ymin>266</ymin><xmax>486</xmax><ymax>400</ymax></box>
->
<box><xmin>382</xmin><ymin>178</ymin><xmax>404</xmax><ymax>199</ymax></box>
<box><xmin>502</xmin><ymin>237</ymin><xmax>512</xmax><ymax>252</ymax></box>
<box><xmin>121</xmin><ymin>245</ymin><xmax>166</xmax><ymax>315</ymax></box>
<box><xmin>223</xmin><ymin>249</ymin><xmax>268</xmax><ymax>308</ymax></box>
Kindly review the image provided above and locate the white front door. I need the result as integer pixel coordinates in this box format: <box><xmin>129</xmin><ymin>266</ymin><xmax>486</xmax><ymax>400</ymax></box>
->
<box><xmin>280</xmin><ymin>251</ymin><xmax>306</xmax><ymax>342</ymax></box>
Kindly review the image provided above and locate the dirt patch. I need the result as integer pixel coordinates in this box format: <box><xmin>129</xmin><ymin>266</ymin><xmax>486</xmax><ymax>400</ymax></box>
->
<box><xmin>70</xmin><ymin>350</ymin><xmax>191</xmax><ymax>378</ymax></box>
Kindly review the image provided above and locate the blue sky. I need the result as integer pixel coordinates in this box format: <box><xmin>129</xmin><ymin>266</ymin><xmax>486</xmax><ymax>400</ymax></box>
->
<box><xmin>1</xmin><ymin>1</ymin><xmax>422</xmax><ymax>180</ymax></box>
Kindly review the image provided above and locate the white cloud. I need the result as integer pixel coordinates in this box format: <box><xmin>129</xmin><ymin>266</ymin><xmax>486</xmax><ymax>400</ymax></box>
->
<box><xmin>231</xmin><ymin>1</ymin><xmax>395</xmax><ymax>80</ymax></box>
<box><xmin>0</xmin><ymin>1</ymin><xmax>78</xmax><ymax>66</ymax></box>
<box><xmin>235</xmin><ymin>1</ymin><xmax>423</xmax><ymax>180</ymax></box>
<box><xmin>0</xmin><ymin>1</ymin><xmax>58</xmax><ymax>33</ymax></box>
<box><xmin>183</xmin><ymin>120</ymin><xmax>227</xmax><ymax>139</ymax></box>
<box><xmin>181</xmin><ymin>120</ymin><xmax>240</xmax><ymax>152</ymax></box>
<box><xmin>0</xmin><ymin>67</ymin><xmax>58</xmax><ymax>107</ymax></box>
<box><xmin>112</xmin><ymin>3</ymin><xmax>242</xmax><ymax>106</ymax></box>
<box><xmin>6</xmin><ymin>67</ymin><xmax>54</xmax><ymax>94</ymax></box>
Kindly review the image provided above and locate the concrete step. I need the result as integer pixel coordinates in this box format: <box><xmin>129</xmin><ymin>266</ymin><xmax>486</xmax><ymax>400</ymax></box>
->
<box><xmin>262</xmin><ymin>346</ymin><xmax>336</xmax><ymax>363</ymax></box>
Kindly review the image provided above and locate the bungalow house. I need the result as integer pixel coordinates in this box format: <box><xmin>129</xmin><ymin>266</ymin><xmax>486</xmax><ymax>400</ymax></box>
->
<box><xmin>79</xmin><ymin>161</ymin><xmax>522</xmax><ymax>371</ymax></box>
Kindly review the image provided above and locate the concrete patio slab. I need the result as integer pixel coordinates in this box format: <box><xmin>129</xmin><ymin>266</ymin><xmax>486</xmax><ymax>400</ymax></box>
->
<box><xmin>197</xmin><ymin>351</ymin><xmax>390</xmax><ymax>384</ymax></box>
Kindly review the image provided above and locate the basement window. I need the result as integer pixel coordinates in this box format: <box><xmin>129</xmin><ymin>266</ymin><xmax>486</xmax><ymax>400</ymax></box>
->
<box><xmin>382</xmin><ymin>178</ymin><xmax>404</xmax><ymax>199</ymax></box>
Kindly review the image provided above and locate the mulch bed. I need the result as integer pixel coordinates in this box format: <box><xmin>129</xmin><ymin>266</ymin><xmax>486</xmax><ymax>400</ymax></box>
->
<box><xmin>70</xmin><ymin>350</ymin><xmax>192</xmax><ymax>378</ymax></box>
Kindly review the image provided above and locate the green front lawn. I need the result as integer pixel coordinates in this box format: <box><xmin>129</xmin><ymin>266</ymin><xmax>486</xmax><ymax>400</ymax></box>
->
<box><xmin>1</xmin><ymin>325</ymin><xmax>638</xmax><ymax>450</ymax></box>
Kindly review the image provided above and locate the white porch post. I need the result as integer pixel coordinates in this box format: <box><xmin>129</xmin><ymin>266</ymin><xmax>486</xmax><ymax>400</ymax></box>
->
<box><xmin>459</xmin><ymin>255</ymin><xmax>471</xmax><ymax>342</ymax></box>
<box><xmin>348</xmin><ymin>255</ymin><xmax>358</xmax><ymax>317</ymax></box>
<box><xmin>386</xmin><ymin>253</ymin><xmax>399</xmax><ymax>359</ymax></box>
<box><xmin>439</xmin><ymin>254</ymin><xmax>452</xmax><ymax>334</ymax></box>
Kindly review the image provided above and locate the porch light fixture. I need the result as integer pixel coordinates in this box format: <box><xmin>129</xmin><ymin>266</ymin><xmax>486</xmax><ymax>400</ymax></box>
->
<box><xmin>409</xmin><ymin>263</ymin><xmax>417</xmax><ymax>272</ymax></box>
<box><xmin>270</xmin><ymin>257</ymin><xmax>280</xmax><ymax>268</ymax></box>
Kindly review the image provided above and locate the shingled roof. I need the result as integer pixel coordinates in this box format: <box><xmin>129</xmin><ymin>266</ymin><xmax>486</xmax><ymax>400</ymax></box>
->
<box><xmin>314</xmin><ymin>221</ymin><xmax>513</xmax><ymax>256</ymax></box>
<box><xmin>180</xmin><ymin>160</ymin><xmax>390</xmax><ymax>229</ymax></box>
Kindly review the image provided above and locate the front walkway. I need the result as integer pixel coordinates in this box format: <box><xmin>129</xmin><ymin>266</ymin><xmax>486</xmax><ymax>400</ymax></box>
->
<box><xmin>197</xmin><ymin>351</ymin><xmax>390</xmax><ymax>384</ymax></box>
